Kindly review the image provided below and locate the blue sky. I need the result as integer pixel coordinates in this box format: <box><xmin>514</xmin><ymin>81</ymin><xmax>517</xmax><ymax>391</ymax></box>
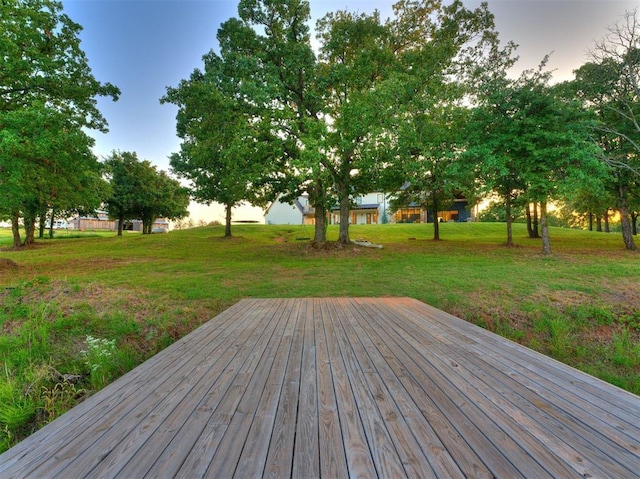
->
<box><xmin>61</xmin><ymin>0</ymin><xmax>639</xmax><ymax>222</ymax></box>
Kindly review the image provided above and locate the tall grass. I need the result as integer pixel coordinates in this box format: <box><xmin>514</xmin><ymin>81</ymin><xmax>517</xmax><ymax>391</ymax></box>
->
<box><xmin>0</xmin><ymin>223</ymin><xmax>638</xmax><ymax>451</ymax></box>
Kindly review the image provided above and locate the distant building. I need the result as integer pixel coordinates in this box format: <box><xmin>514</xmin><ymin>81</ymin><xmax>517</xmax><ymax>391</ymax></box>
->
<box><xmin>264</xmin><ymin>195</ymin><xmax>315</xmax><ymax>225</ymax></box>
<box><xmin>69</xmin><ymin>211</ymin><xmax>169</xmax><ymax>231</ymax></box>
<box><xmin>265</xmin><ymin>192</ymin><xmax>474</xmax><ymax>225</ymax></box>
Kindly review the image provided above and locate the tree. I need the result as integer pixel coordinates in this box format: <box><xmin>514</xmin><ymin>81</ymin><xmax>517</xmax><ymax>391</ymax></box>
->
<box><xmin>314</xmin><ymin>0</ymin><xmax>504</xmax><ymax>245</ymax></box>
<box><xmin>229</xmin><ymin>0</ymin><xmax>330</xmax><ymax>245</ymax></box>
<box><xmin>104</xmin><ymin>152</ymin><xmax>188</xmax><ymax>236</ymax></box>
<box><xmin>389</xmin><ymin>106</ymin><xmax>468</xmax><ymax>240</ymax></box>
<box><xmin>104</xmin><ymin>152</ymin><xmax>146</xmax><ymax>236</ymax></box>
<box><xmin>163</xmin><ymin>45</ymin><xmax>281</xmax><ymax>238</ymax></box>
<box><xmin>0</xmin><ymin>0</ymin><xmax>119</xmax><ymax>247</ymax></box>
<box><xmin>138</xmin><ymin>171</ymin><xmax>189</xmax><ymax>234</ymax></box>
<box><xmin>572</xmin><ymin>9</ymin><xmax>640</xmax><ymax>251</ymax></box>
<box><xmin>0</xmin><ymin>105</ymin><xmax>106</xmax><ymax>246</ymax></box>
<box><xmin>465</xmin><ymin>63</ymin><xmax>602</xmax><ymax>253</ymax></box>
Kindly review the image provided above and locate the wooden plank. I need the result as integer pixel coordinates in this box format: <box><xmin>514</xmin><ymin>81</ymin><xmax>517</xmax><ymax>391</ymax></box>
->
<box><xmin>372</xmin><ymin>298</ymin><xmax>640</xmax><ymax>478</ymax></box>
<box><xmin>353</xmin><ymin>298</ymin><xmax>534</xmax><ymax>478</ymax></box>
<box><xmin>337</xmin><ymin>298</ymin><xmax>440</xmax><ymax>478</ymax></box>
<box><xmin>232</xmin><ymin>298</ymin><xmax>299</xmax><ymax>477</ymax></box>
<box><xmin>313</xmin><ymin>298</ymin><xmax>349</xmax><ymax>478</ymax></box>
<box><xmin>109</xmin><ymin>299</ymin><xmax>285</xmax><ymax>477</ymax></box>
<box><xmin>2</xmin><ymin>297</ymin><xmax>639</xmax><ymax>479</ymax></box>
<box><xmin>401</xmin><ymin>298</ymin><xmax>640</xmax><ymax>417</ymax></box>
<box><xmin>57</xmin><ymin>299</ymin><xmax>273</xmax><ymax>478</ymax></box>
<box><xmin>174</xmin><ymin>298</ymin><xmax>290</xmax><ymax>477</ymax></box>
<box><xmin>292</xmin><ymin>299</ymin><xmax>320</xmax><ymax>478</ymax></box>
<box><xmin>352</xmin><ymin>300</ymin><xmax>495</xmax><ymax>478</ymax></box>
<box><xmin>326</xmin><ymin>299</ymin><xmax>408</xmax><ymax>478</ymax></box>
<box><xmin>394</xmin><ymin>299</ymin><xmax>640</xmax><ymax>459</ymax></box>
<box><xmin>345</xmin><ymin>298</ymin><xmax>478</xmax><ymax>479</ymax></box>
<box><xmin>262</xmin><ymin>300</ymin><xmax>305</xmax><ymax>478</ymax></box>
<box><xmin>320</xmin><ymin>299</ymin><xmax>379</xmax><ymax>478</ymax></box>
<box><xmin>392</xmin><ymin>299</ymin><xmax>640</xmax><ymax>476</ymax></box>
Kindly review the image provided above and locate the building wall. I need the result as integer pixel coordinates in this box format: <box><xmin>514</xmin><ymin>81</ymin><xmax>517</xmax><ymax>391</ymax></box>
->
<box><xmin>265</xmin><ymin>199</ymin><xmax>303</xmax><ymax>225</ymax></box>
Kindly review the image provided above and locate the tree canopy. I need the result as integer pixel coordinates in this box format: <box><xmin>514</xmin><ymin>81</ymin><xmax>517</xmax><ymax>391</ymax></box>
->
<box><xmin>104</xmin><ymin>151</ymin><xmax>189</xmax><ymax>236</ymax></box>
<box><xmin>571</xmin><ymin>9</ymin><xmax>640</xmax><ymax>250</ymax></box>
<box><xmin>1</xmin><ymin>0</ymin><xmax>120</xmax><ymax>248</ymax></box>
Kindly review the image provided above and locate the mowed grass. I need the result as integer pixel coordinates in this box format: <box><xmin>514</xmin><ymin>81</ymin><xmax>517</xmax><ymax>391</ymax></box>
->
<box><xmin>0</xmin><ymin>223</ymin><xmax>639</xmax><ymax>451</ymax></box>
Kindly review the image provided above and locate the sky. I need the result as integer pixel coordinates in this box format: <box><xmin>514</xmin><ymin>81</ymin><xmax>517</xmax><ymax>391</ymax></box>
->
<box><xmin>60</xmin><ymin>0</ymin><xmax>640</xmax><ymax>223</ymax></box>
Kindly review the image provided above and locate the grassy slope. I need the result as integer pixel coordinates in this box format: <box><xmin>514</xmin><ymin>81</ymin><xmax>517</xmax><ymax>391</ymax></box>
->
<box><xmin>0</xmin><ymin>223</ymin><xmax>639</xmax><ymax>450</ymax></box>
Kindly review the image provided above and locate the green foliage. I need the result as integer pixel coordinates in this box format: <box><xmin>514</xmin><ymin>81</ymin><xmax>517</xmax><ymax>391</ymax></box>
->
<box><xmin>0</xmin><ymin>0</ymin><xmax>119</xmax><ymax>247</ymax></box>
<box><xmin>464</xmin><ymin>61</ymin><xmax>604</xmax><ymax>251</ymax></box>
<box><xmin>162</xmin><ymin>48</ymin><xmax>278</xmax><ymax>237</ymax></box>
<box><xmin>104</xmin><ymin>151</ymin><xmax>189</xmax><ymax>235</ymax></box>
<box><xmin>479</xmin><ymin>201</ymin><xmax>525</xmax><ymax>223</ymax></box>
<box><xmin>571</xmin><ymin>10</ymin><xmax>640</xmax><ymax>251</ymax></box>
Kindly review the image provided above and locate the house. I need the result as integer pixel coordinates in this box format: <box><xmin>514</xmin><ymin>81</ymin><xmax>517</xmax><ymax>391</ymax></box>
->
<box><xmin>329</xmin><ymin>192</ymin><xmax>391</xmax><ymax>225</ymax></box>
<box><xmin>429</xmin><ymin>196</ymin><xmax>473</xmax><ymax>223</ymax></box>
<box><xmin>69</xmin><ymin>211</ymin><xmax>170</xmax><ymax>232</ymax></box>
<box><xmin>265</xmin><ymin>192</ymin><xmax>474</xmax><ymax>226</ymax></box>
<box><xmin>264</xmin><ymin>194</ymin><xmax>315</xmax><ymax>225</ymax></box>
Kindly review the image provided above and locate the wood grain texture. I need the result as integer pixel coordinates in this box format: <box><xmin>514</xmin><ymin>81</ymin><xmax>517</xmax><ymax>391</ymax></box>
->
<box><xmin>1</xmin><ymin>297</ymin><xmax>639</xmax><ymax>478</ymax></box>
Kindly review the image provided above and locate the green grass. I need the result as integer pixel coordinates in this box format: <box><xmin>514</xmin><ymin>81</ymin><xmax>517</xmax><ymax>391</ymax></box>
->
<box><xmin>0</xmin><ymin>223</ymin><xmax>639</xmax><ymax>451</ymax></box>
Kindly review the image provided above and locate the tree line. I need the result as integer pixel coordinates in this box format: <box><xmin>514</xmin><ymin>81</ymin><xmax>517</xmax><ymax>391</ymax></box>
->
<box><xmin>2</xmin><ymin>0</ymin><xmax>639</xmax><ymax>254</ymax></box>
<box><xmin>163</xmin><ymin>0</ymin><xmax>640</xmax><ymax>254</ymax></box>
<box><xmin>1</xmin><ymin>0</ymin><xmax>189</xmax><ymax>249</ymax></box>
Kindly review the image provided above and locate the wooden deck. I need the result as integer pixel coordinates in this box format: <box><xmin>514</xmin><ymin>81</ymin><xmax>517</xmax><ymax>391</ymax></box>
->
<box><xmin>1</xmin><ymin>297</ymin><xmax>639</xmax><ymax>478</ymax></box>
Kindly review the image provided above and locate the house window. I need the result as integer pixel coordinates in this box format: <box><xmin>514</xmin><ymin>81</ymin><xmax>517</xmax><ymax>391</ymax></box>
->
<box><xmin>396</xmin><ymin>208</ymin><xmax>421</xmax><ymax>223</ymax></box>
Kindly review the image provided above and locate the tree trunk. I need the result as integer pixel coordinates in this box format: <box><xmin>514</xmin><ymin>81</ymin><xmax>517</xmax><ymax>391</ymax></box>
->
<box><xmin>224</xmin><ymin>203</ymin><xmax>232</xmax><ymax>238</ymax></box>
<box><xmin>313</xmin><ymin>204</ymin><xmax>326</xmax><ymax>246</ymax></box>
<box><xmin>117</xmin><ymin>213</ymin><xmax>124</xmax><ymax>237</ymax></box>
<box><xmin>540</xmin><ymin>201</ymin><xmax>552</xmax><ymax>255</ymax></box>
<box><xmin>632</xmin><ymin>212</ymin><xmax>638</xmax><ymax>236</ymax></box>
<box><xmin>532</xmin><ymin>202</ymin><xmax>539</xmax><ymax>238</ymax></box>
<box><xmin>596</xmin><ymin>214</ymin><xmax>602</xmax><ymax>232</ymax></box>
<box><xmin>308</xmin><ymin>180</ymin><xmax>326</xmax><ymax>247</ymax></box>
<box><xmin>526</xmin><ymin>204</ymin><xmax>533</xmax><ymax>237</ymax></box>
<box><xmin>39</xmin><ymin>215</ymin><xmax>46</xmax><ymax>239</ymax></box>
<box><xmin>337</xmin><ymin>183</ymin><xmax>350</xmax><ymax>246</ymax></box>
<box><xmin>505</xmin><ymin>191</ymin><xmax>514</xmax><ymax>247</ymax></box>
<box><xmin>432</xmin><ymin>195</ymin><xmax>440</xmax><ymax>241</ymax></box>
<box><xmin>604</xmin><ymin>209</ymin><xmax>610</xmax><ymax>233</ymax></box>
<box><xmin>588</xmin><ymin>212</ymin><xmax>593</xmax><ymax>231</ymax></box>
<box><xmin>11</xmin><ymin>213</ymin><xmax>22</xmax><ymax>249</ymax></box>
<box><xmin>23</xmin><ymin>212</ymin><xmax>36</xmax><ymax>246</ymax></box>
<box><xmin>616</xmin><ymin>186</ymin><xmax>637</xmax><ymax>250</ymax></box>
<box><xmin>49</xmin><ymin>214</ymin><xmax>55</xmax><ymax>239</ymax></box>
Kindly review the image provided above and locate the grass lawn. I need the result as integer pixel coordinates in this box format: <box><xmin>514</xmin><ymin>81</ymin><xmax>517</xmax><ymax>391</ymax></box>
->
<box><xmin>1</xmin><ymin>223</ymin><xmax>639</xmax><ymax>451</ymax></box>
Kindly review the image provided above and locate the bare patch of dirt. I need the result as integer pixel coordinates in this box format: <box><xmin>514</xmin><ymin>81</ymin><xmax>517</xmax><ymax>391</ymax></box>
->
<box><xmin>0</xmin><ymin>258</ymin><xmax>19</xmax><ymax>269</ymax></box>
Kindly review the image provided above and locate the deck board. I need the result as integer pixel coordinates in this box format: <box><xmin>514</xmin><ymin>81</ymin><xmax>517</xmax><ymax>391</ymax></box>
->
<box><xmin>1</xmin><ymin>297</ymin><xmax>639</xmax><ymax>478</ymax></box>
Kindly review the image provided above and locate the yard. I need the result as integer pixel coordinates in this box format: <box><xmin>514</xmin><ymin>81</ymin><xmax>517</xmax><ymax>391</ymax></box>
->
<box><xmin>0</xmin><ymin>223</ymin><xmax>639</xmax><ymax>451</ymax></box>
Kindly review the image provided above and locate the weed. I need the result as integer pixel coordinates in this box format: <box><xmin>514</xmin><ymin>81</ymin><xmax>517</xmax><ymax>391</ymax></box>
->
<box><xmin>82</xmin><ymin>335</ymin><xmax>117</xmax><ymax>390</ymax></box>
<box><xmin>40</xmin><ymin>381</ymin><xmax>86</xmax><ymax>423</ymax></box>
<box><xmin>611</xmin><ymin>328</ymin><xmax>640</xmax><ymax>369</ymax></box>
<box><xmin>567</xmin><ymin>304</ymin><xmax>616</xmax><ymax>326</ymax></box>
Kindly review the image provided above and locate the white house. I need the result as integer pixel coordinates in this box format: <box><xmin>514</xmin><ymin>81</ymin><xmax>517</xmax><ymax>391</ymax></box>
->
<box><xmin>329</xmin><ymin>192</ymin><xmax>391</xmax><ymax>225</ymax></box>
<box><xmin>265</xmin><ymin>193</ymin><xmax>392</xmax><ymax>225</ymax></box>
<box><xmin>265</xmin><ymin>191</ymin><xmax>474</xmax><ymax>225</ymax></box>
<box><xmin>264</xmin><ymin>195</ymin><xmax>314</xmax><ymax>225</ymax></box>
